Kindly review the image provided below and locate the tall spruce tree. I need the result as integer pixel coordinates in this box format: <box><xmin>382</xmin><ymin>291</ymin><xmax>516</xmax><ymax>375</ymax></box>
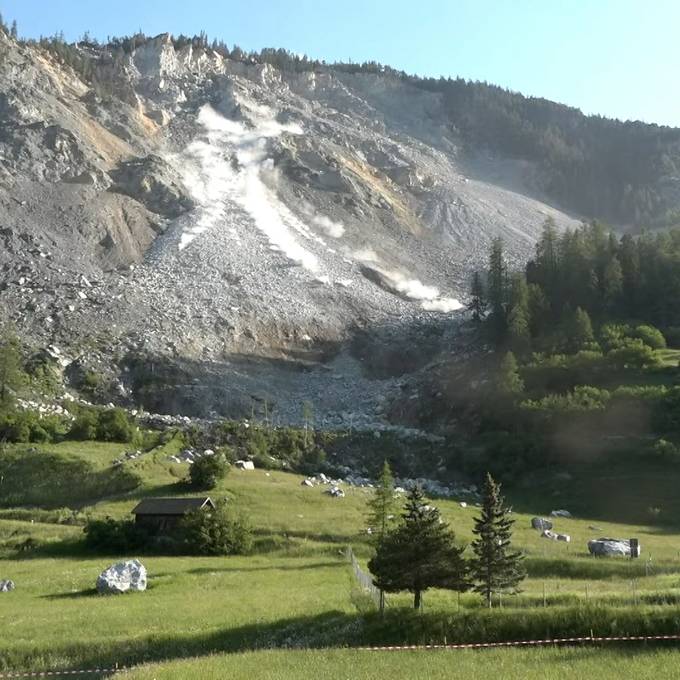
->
<box><xmin>470</xmin><ymin>473</ymin><xmax>525</xmax><ymax>608</ymax></box>
<box><xmin>366</xmin><ymin>460</ymin><xmax>399</xmax><ymax>613</ymax></box>
<box><xmin>0</xmin><ymin>328</ymin><xmax>23</xmax><ymax>411</ymax></box>
<box><xmin>487</xmin><ymin>237</ymin><xmax>508</xmax><ymax>344</ymax></box>
<box><xmin>368</xmin><ymin>485</ymin><xmax>468</xmax><ymax>610</ymax></box>
<box><xmin>496</xmin><ymin>352</ymin><xmax>524</xmax><ymax>396</ymax></box>
<box><xmin>366</xmin><ymin>460</ymin><xmax>398</xmax><ymax>544</ymax></box>
<box><xmin>468</xmin><ymin>270</ymin><xmax>487</xmax><ymax>322</ymax></box>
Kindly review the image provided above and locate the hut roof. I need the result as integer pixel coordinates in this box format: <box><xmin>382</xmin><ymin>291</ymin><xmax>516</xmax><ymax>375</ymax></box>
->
<box><xmin>131</xmin><ymin>497</ymin><xmax>215</xmax><ymax>516</ymax></box>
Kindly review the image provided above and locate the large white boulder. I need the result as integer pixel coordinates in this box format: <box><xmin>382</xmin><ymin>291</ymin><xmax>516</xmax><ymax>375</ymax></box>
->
<box><xmin>588</xmin><ymin>538</ymin><xmax>635</xmax><ymax>557</ymax></box>
<box><xmin>235</xmin><ymin>460</ymin><xmax>255</xmax><ymax>470</ymax></box>
<box><xmin>0</xmin><ymin>580</ymin><xmax>15</xmax><ymax>592</ymax></box>
<box><xmin>96</xmin><ymin>560</ymin><xmax>147</xmax><ymax>594</ymax></box>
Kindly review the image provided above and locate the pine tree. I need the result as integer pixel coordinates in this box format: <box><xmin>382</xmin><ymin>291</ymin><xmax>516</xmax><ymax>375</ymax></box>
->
<box><xmin>468</xmin><ymin>270</ymin><xmax>487</xmax><ymax>322</ymax></box>
<box><xmin>366</xmin><ymin>460</ymin><xmax>399</xmax><ymax>613</ymax></box>
<box><xmin>368</xmin><ymin>485</ymin><xmax>469</xmax><ymax>610</ymax></box>
<box><xmin>566</xmin><ymin>306</ymin><xmax>596</xmax><ymax>353</ymax></box>
<box><xmin>496</xmin><ymin>351</ymin><xmax>524</xmax><ymax>396</ymax></box>
<box><xmin>10</xmin><ymin>19</ymin><xmax>17</xmax><ymax>40</ymax></box>
<box><xmin>470</xmin><ymin>473</ymin><xmax>525</xmax><ymax>608</ymax></box>
<box><xmin>507</xmin><ymin>274</ymin><xmax>531</xmax><ymax>356</ymax></box>
<box><xmin>0</xmin><ymin>328</ymin><xmax>23</xmax><ymax>411</ymax></box>
<box><xmin>366</xmin><ymin>460</ymin><xmax>398</xmax><ymax>544</ymax></box>
<box><xmin>487</xmin><ymin>237</ymin><xmax>508</xmax><ymax>343</ymax></box>
<box><xmin>602</xmin><ymin>256</ymin><xmax>623</xmax><ymax>312</ymax></box>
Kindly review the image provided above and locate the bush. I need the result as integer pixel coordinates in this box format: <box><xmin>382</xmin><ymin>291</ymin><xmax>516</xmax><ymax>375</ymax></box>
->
<box><xmin>608</xmin><ymin>339</ymin><xmax>660</xmax><ymax>369</ymax></box>
<box><xmin>188</xmin><ymin>453</ymin><xmax>229</xmax><ymax>490</ymax></box>
<box><xmin>97</xmin><ymin>407</ymin><xmax>136</xmax><ymax>442</ymax></box>
<box><xmin>632</xmin><ymin>325</ymin><xmax>666</xmax><ymax>350</ymax></box>
<box><xmin>84</xmin><ymin>517</ymin><xmax>149</xmax><ymax>552</ymax></box>
<box><xmin>68</xmin><ymin>410</ymin><xmax>99</xmax><ymax>440</ymax></box>
<box><xmin>0</xmin><ymin>410</ymin><xmax>67</xmax><ymax>443</ymax></box>
<box><xmin>181</xmin><ymin>499</ymin><xmax>252</xmax><ymax>555</ymax></box>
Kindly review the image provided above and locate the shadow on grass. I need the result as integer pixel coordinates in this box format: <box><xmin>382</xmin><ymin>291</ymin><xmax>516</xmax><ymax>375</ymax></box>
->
<box><xmin>526</xmin><ymin>556</ymin><xmax>680</xmax><ymax>579</ymax></box>
<box><xmin>8</xmin><ymin>605</ymin><xmax>680</xmax><ymax>677</ymax></box>
<box><xmin>186</xmin><ymin>560</ymin><xmax>342</xmax><ymax>576</ymax></box>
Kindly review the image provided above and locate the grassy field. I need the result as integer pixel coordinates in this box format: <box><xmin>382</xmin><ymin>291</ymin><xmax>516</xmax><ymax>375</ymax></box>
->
<box><xmin>126</xmin><ymin>647</ymin><xmax>680</xmax><ymax>680</ymax></box>
<box><xmin>3</xmin><ymin>440</ymin><xmax>680</xmax><ymax>676</ymax></box>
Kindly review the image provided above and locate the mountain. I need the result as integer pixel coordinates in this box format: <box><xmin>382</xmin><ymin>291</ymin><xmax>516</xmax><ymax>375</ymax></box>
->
<box><xmin>0</xmin><ymin>30</ymin><xmax>676</xmax><ymax>427</ymax></box>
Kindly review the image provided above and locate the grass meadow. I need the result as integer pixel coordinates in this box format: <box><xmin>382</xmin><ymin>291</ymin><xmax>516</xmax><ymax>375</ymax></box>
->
<box><xmin>3</xmin><ymin>439</ymin><xmax>680</xmax><ymax>677</ymax></box>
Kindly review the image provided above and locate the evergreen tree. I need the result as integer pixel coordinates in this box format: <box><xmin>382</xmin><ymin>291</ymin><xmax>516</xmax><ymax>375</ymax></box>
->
<box><xmin>366</xmin><ymin>460</ymin><xmax>399</xmax><ymax>613</ymax></box>
<box><xmin>368</xmin><ymin>485</ymin><xmax>469</xmax><ymax>610</ymax></box>
<box><xmin>487</xmin><ymin>237</ymin><xmax>508</xmax><ymax>343</ymax></box>
<box><xmin>468</xmin><ymin>270</ymin><xmax>487</xmax><ymax>322</ymax></box>
<box><xmin>507</xmin><ymin>274</ymin><xmax>531</xmax><ymax>356</ymax></box>
<box><xmin>602</xmin><ymin>256</ymin><xmax>623</xmax><ymax>311</ymax></box>
<box><xmin>10</xmin><ymin>19</ymin><xmax>17</xmax><ymax>40</ymax></box>
<box><xmin>0</xmin><ymin>329</ymin><xmax>23</xmax><ymax>411</ymax></box>
<box><xmin>496</xmin><ymin>352</ymin><xmax>524</xmax><ymax>396</ymax></box>
<box><xmin>566</xmin><ymin>307</ymin><xmax>596</xmax><ymax>353</ymax></box>
<box><xmin>366</xmin><ymin>460</ymin><xmax>398</xmax><ymax>544</ymax></box>
<box><xmin>470</xmin><ymin>473</ymin><xmax>525</xmax><ymax>608</ymax></box>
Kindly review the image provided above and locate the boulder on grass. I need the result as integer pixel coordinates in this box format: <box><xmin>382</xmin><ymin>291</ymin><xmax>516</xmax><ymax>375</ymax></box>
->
<box><xmin>96</xmin><ymin>560</ymin><xmax>147</xmax><ymax>594</ymax></box>
<box><xmin>532</xmin><ymin>517</ymin><xmax>553</xmax><ymax>531</ymax></box>
<box><xmin>588</xmin><ymin>538</ymin><xmax>634</xmax><ymax>557</ymax></box>
<box><xmin>235</xmin><ymin>460</ymin><xmax>255</xmax><ymax>471</ymax></box>
<box><xmin>551</xmin><ymin>509</ymin><xmax>572</xmax><ymax>518</ymax></box>
<box><xmin>0</xmin><ymin>580</ymin><xmax>15</xmax><ymax>592</ymax></box>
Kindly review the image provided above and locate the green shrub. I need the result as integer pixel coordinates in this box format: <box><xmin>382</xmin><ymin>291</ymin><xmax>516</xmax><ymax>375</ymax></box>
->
<box><xmin>180</xmin><ymin>499</ymin><xmax>252</xmax><ymax>555</ymax></box>
<box><xmin>0</xmin><ymin>410</ymin><xmax>67</xmax><ymax>443</ymax></box>
<box><xmin>607</xmin><ymin>339</ymin><xmax>660</xmax><ymax>369</ymax></box>
<box><xmin>633</xmin><ymin>325</ymin><xmax>667</xmax><ymax>350</ymax></box>
<box><xmin>84</xmin><ymin>517</ymin><xmax>149</xmax><ymax>552</ymax></box>
<box><xmin>188</xmin><ymin>453</ymin><xmax>229</xmax><ymax>490</ymax></box>
<box><xmin>68</xmin><ymin>410</ymin><xmax>98</xmax><ymax>440</ymax></box>
<box><xmin>96</xmin><ymin>407</ymin><xmax>136</xmax><ymax>442</ymax></box>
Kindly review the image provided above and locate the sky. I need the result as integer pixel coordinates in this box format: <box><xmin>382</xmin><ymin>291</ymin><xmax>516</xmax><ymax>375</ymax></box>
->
<box><xmin>3</xmin><ymin>0</ymin><xmax>680</xmax><ymax>127</ymax></box>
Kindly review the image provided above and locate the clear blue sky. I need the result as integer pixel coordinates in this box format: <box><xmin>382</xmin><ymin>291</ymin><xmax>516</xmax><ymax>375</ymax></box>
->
<box><xmin>3</xmin><ymin>0</ymin><xmax>679</xmax><ymax>127</ymax></box>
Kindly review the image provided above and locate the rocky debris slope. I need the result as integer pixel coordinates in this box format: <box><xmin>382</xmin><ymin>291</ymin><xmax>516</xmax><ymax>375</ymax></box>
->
<box><xmin>0</xmin><ymin>32</ymin><xmax>579</xmax><ymax>425</ymax></box>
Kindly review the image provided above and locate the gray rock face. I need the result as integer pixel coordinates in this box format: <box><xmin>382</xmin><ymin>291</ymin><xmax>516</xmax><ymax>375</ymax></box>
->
<box><xmin>96</xmin><ymin>560</ymin><xmax>147</xmax><ymax>594</ymax></box>
<box><xmin>588</xmin><ymin>538</ymin><xmax>635</xmax><ymax>557</ymax></box>
<box><xmin>531</xmin><ymin>517</ymin><xmax>553</xmax><ymax>531</ymax></box>
<box><xmin>108</xmin><ymin>155</ymin><xmax>195</xmax><ymax>218</ymax></box>
<box><xmin>0</xmin><ymin>31</ymin><xmax>582</xmax><ymax>427</ymax></box>
<box><xmin>0</xmin><ymin>580</ymin><xmax>15</xmax><ymax>592</ymax></box>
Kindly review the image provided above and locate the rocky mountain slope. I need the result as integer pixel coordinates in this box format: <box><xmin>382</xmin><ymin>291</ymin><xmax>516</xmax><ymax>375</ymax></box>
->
<box><xmin>0</xmin><ymin>32</ymin><xmax>584</xmax><ymax>426</ymax></box>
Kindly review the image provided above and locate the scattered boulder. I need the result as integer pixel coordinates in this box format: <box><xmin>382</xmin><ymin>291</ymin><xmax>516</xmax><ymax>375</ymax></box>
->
<box><xmin>531</xmin><ymin>517</ymin><xmax>553</xmax><ymax>531</ymax></box>
<box><xmin>542</xmin><ymin>530</ymin><xmax>571</xmax><ymax>542</ymax></box>
<box><xmin>301</xmin><ymin>478</ymin><xmax>314</xmax><ymax>487</ymax></box>
<box><xmin>551</xmin><ymin>509</ymin><xmax>572</xmax><ymax>518</ymax></box>
<box><xmin>326</xmin><ymin>485</ymin><xmax>345</xmax><ymax>498</ymax></box>
<box><xmin>0</xmin><ymin>580</ymin><xmax>15</xmax><ymax>592</ymax></box>
<box><xmin>557</xmin><ymin>534</ymin><xmax>571</xmax><ymax>543</ymax></box>
<box><xmin>588</xmin><ymin>538</ymin><xmax>636</xmax><ymax>557</ymax></box>
<box><xmin>96</xmin><ymin>560</ymin><xmax>147</xmax><ymax>594</ymax></box>
<box><xmin>235</xmin><ymin>460</ymin><xmax>255</xmax><ymax>471</ymax></box>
